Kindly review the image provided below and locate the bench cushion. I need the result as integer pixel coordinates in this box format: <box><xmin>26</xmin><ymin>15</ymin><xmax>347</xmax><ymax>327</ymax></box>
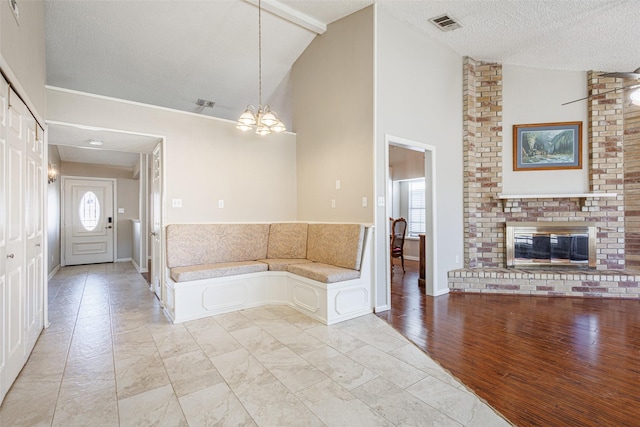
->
<box><xmin>257</xmin><ymin>258</ymin><xmax>312</xmax><ymax>272</ymax></box>
<box><xmin>287</xmin><ymin>262</ymin><xmax>361</xmax><ymax>284</ymax></box>
<box><xmin>170</xmin><ymin>261</ymin><xmax>268</xmax><ymax>282</ymax></box>
<box><xmin>267</xmin><ymin>223</ymin><xmax>308</xmax><ymax>259</ymax></box>
<box><xmin>166</xmin><ymin>223</ymin><xmax>270</xmax><ymax>268</ymax></box>
<box><xmin>306</xmin><ymin>224</ymin><xmax>365</xmax><ymax>271</ymax></box>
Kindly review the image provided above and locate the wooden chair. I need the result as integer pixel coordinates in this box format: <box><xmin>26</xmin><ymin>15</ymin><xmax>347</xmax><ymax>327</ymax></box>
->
<box><xmin>391</xmin><ymin>217</ymin><xmax>407</xmax><ymax>273</ymax></box>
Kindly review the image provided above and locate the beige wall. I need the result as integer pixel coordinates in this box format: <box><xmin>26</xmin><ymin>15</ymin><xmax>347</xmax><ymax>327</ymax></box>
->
<box><xmin>115</xmin><ymin>178</ymin><xmax>139</xmax><ymax>260</ymax></box>
<box><xmin>389</xmin><ymin>146</ymin><xmax>425</xmax><ymax>181</ymax></box>
<box><xmin>46</xmin><ymin>88</ymin><xmax>298</xmax><ymax>224</ymax></box>
<box><xmin>47</xmin><ymin>145</ymin><xmax>61</xmax><ymax>274</ymax></box>
<box><xmin>292</xmin><ymin>7</ymin><xmax>374</xmax><ymax>223</ymax></box>
<box><xmin>0</xmin><ymin>0</ymin><xmax>46</xmax><ymax>118</ymax></box>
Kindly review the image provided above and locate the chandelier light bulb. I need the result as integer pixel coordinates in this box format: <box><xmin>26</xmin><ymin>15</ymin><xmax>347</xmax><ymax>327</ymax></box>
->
<box><xmin>631</xmin><ymin>88</ymin><xmax>640</xmax><ymax>106</ymax></box>
<box><xmin>261</xmin><ymin>110</ymin><xmax>277</xmax><ymax>127</ymax></box>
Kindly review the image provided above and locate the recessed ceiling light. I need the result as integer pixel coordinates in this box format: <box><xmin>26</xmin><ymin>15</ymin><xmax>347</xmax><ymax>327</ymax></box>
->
<box><xmin>88</xmin><ymin>139</ymin><xmax>103</xmax><ymax>146</ymax></box>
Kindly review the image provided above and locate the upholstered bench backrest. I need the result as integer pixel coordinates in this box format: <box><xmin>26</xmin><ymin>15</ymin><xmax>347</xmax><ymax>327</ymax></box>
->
<box><xmin>306</xmin><ymin>224</ymin><xmax>365</xmax><ymax>271</ymax></box>
<box><xmin>166</xmin><ymin>223</ymin><xmax>270</xmax><ymax>268</ymax></box>
<box><xmin>266</xmin><ymin>223</ymin><xmax>308</xmax><ymax>259</ymax></box>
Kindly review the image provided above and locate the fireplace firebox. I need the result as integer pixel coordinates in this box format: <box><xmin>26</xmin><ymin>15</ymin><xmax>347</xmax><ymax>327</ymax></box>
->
<box><xmin>506</xmin><ymin>222</ymin><xmax>597</xmax><ymax>268</ymax></box>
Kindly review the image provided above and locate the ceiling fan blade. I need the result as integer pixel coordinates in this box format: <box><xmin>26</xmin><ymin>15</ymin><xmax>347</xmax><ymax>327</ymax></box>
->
<box><xmin>600</xmin><ymin>71</ymin><xmax>640</xmax><ymax>79</ymax></box>
<box><xmin>600</xmin><ymin>67</ymin><xmax>640</xmax><ymax>79</ymax></box>
<box><xmin>561</xmin><ymin>83</ymin><xmax>640</xmax><ymax>106</ymax></box>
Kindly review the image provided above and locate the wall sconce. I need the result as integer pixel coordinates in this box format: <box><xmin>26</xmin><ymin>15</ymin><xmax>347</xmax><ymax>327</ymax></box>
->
<box><xmin>48</xmin><ymin>163</ymin><xmax>58</xmax><ymax>184</ymax></box>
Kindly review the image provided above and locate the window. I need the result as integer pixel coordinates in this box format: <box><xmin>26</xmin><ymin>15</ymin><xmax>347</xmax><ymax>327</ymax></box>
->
<box><xmin>79</xmin><ymin>191</ymin><xmax>100</xmax><ymax>231</ymax></box>
<box><xmin>408</xmin><ymin>179</ymin><xmax>425</xmax><ymax>237</ymax></box>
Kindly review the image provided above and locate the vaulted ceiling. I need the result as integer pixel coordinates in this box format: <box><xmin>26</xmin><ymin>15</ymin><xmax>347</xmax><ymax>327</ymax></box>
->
<box><xmin>45</xmin><ymin>0</ymin><xmax>640</xmax><ymax>165</ymax></box>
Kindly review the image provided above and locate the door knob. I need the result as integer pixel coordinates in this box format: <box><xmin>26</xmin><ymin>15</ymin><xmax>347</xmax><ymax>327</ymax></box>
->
<box><xmin>6</xmin><ymin>254</ymin><xmax>14</xmax><ymax>258</ymax></box>
<box><xmin>150</xmin><ymin>232</ymin><xmax>157</xmax><ymax>236</ymax></box>
<box><xmin>106</xmin><ymin>225</ymin><xmax>113</xmax><ymax>229</ymax></box>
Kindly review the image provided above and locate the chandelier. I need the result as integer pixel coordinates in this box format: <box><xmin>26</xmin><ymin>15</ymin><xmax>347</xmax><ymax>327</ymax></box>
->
<box><xmin>236</xmin><ymin>0</ymin><xmax>286</xmax><ymax>135</ymax></box>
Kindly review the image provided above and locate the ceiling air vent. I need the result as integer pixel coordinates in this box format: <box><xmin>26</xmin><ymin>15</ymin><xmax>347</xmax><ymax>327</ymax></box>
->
<box><xmin>429</xmin><ymin>14</ymin><xmax>461</xmax><ymax>32</ymax></box>
<box><xmin>196</xmin><ymin>98</ymin><xmax>215</xmax><ymax>108</ymax></box>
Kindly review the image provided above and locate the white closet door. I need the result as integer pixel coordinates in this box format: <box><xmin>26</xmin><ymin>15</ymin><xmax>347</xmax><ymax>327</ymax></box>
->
<box><xmin>0</xmin><ymin>67</ymin><xmax>9</xmax><ymax>403</ymax></box>
<box><xmin>24</xmin><ymin>117</ymin><xmax>44</xmax><ymax>353</ymax></box>
<box><xmin>5</xmin><ymin>88</ymin><xmax>27</xmax><ymax>393</ymax></box>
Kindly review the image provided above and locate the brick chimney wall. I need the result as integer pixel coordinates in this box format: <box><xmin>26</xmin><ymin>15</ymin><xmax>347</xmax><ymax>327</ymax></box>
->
<box><xmin>624</xmin><ymin>88</ymin><xmax>640</xmax><ymax>268</ymax></box>
<box><xmin>462</xmin><ymin>60</ymin><xmax>626</xmax><ymax>270</ymax></box>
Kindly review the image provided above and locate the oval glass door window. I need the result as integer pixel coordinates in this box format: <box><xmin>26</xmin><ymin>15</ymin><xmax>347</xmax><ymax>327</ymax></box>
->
<box><xmin>79</xmin><ymin>191</ymin><xmax>100</xmax><ymax>231</ymax></box>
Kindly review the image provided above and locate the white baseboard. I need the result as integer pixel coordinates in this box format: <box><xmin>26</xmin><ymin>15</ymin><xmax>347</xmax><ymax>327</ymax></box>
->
<box><xmin>116</xmin><ymin>257</ymin><xmax>132</xmax><ymax>263</ymax></box>
<box><xmin>433</xmin><ymin>287</ymin><xmax>450</xmax><ymax>296</ymax></box>
<box><xmin>48</xmin><ymin>265</ymin><xmax>60</xmax><ymax>281</ymax></box>
<box><xmin>375</xmin><ymin>304</ymin><xmax>390</xmax><ymax>312</ymax></box>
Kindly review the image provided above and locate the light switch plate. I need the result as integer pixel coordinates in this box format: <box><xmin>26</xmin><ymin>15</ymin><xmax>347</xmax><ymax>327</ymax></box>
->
<box><xmin>118</xmin><ymin>208</ymin><xmax>125</xmax><ymax>214</ymax></box>
<box><xmin>172</xmin><ymin>198</ymin><xmax>182</xmax><ymax>208</ymax></box>
<box><xmin>218</xmin><ymin>200</ymin><xmax>224</xmax><ymax>208</ymax></box>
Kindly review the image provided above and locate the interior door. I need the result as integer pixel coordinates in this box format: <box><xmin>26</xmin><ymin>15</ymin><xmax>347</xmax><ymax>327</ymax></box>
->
<box><xmin>24</xmin><ymin>121</ymin><xmax>44</xmax><ymax>353</ymax></box>
<box><xmin>63</xmin><ymin>178</ymin><xmax>114</xmax><ymax>265</ymax></box>
<box><xmin>5</xmin><ymin>88</ymin><xmax>27</xmax><ymax>392</ymax></box>
<box><xmin>0</xmin><ymin>69</ymin><xmax>9</xmax><ymax>401</ymax></box>
<box><xmin>150</xmin><ymin>143</ymin><xmax>162</xmax><ymax>299</ymax></box>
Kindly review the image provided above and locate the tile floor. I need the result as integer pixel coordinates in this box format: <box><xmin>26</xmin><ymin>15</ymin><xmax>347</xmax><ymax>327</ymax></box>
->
<box><xmin>0</xmin><ymin>263</ymin><xmax>510</xmax><ymax>426</ymax></box>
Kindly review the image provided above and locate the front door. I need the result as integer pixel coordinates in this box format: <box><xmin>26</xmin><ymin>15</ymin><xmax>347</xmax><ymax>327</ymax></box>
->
<box><xmin>63</xmin><ymin>178</ymin><xmax>115</xmax><ymax>265</ymax></box>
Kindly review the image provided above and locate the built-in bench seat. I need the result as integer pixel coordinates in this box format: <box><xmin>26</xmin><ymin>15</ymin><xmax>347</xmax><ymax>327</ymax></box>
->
<box><xmin>164</xmin><ymin>222</ymin><xmax>373</xmax><ymax>324</ymax></box>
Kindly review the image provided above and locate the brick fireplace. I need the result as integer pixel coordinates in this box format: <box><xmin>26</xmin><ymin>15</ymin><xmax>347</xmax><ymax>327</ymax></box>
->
<box><xmin>448</xmin><ymin>59</ymin><xmax>640</xmax><ymax>298</ymax></box>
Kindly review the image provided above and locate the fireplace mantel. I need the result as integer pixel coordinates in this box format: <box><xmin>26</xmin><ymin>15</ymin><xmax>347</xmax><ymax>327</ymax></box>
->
<box><xmin>496</xmin><ymin>192</ymin><xmax>617</xmax><ymax>209</ymax></box>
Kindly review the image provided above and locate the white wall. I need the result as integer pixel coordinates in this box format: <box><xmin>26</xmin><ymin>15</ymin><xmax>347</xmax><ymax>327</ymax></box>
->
<box><xmin>46</xmin><ymin>88</ymin><xmax>298</xmax><ymax>224</ymax></box>
<box><xmin>292</xmin><ymin>7</ymin><xmax>374</xmax><ymax>223</ymax></box>
<box><xmin>376</xmin><ymin>7</ymin><xmax>464</xmax><ymax>304</ymax></box>
<box><xmin>502</xmin><ymin>65</ymin><xmax>589</xmax><ymax>194</ymax></box>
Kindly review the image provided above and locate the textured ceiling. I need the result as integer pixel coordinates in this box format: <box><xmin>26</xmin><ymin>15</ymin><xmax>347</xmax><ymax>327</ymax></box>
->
<box><xmin>44</xmin><ymin>0</ymin><xmax>640</xmax><ymax>166</ymax></box>
<box><xmin>379</xmin><ymin>0</ymin><xmax>640</xmax><ymax>73</ymax></box>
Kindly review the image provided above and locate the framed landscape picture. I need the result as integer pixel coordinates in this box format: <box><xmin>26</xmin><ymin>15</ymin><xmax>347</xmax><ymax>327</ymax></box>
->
<box><xmin>513</xmin><ymin>121</ymin><xmax>582</xmax><ymax>171</ymax></box>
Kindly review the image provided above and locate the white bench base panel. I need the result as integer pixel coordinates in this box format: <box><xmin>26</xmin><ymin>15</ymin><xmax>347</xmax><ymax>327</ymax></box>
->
<box><xmin>164</xmin><ymin>270</ymin><xmax>372</xmax><ymax>325</ymax></box>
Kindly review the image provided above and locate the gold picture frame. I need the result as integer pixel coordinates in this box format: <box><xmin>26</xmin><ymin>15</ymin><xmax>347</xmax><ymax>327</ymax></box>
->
<box><xmin>513</xmin><ymin>121</ymin><xmax>582</xmax><ymax>171</ymax></box>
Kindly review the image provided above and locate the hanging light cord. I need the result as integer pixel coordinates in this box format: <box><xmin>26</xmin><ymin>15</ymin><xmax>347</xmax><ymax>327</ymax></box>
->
<box><xmin>258</xmin><ymin>0</ymin><xmax>262</xmax><ymax>109</ymax></box>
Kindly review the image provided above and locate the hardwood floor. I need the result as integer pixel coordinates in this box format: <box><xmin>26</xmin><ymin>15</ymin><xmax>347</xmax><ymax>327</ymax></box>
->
<box><xmin>377</xmin><ymin>259</ymin><xmax>640</xmax><ymax>427</ymax></box>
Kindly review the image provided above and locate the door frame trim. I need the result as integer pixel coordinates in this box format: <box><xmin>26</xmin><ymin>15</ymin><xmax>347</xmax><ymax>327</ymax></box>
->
<box><xmin>384</xmin><ymin>135</ymin><xmax>438</xmax><ymax>303</ymax></box>
<box><xmin>60</xmin><ymin>176</ymin><xmax>117</xmax><ymax>266</ymax></box>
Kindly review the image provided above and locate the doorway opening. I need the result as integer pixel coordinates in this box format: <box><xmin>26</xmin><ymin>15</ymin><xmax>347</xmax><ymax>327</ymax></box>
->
<box><xmin>48</xmin><ymin>121</ymin><xmax>163</xmax><ymax>299</ymax></box>
<box><xmin>386</xmin><ymin>136</ymin><xmax>437</xmax><ymax>308</ymax></box>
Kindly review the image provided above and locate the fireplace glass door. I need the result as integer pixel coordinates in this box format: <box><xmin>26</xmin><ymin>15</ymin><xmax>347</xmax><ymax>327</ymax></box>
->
<box><xmin>513</xmin><ymin>232</ymin><xmax>589</xmax><ymax>265</ymax></box>
<box><xmin>506</xmin><ymin>222</ymin><xmax>597</xmax><ymax>268</ymax></box>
